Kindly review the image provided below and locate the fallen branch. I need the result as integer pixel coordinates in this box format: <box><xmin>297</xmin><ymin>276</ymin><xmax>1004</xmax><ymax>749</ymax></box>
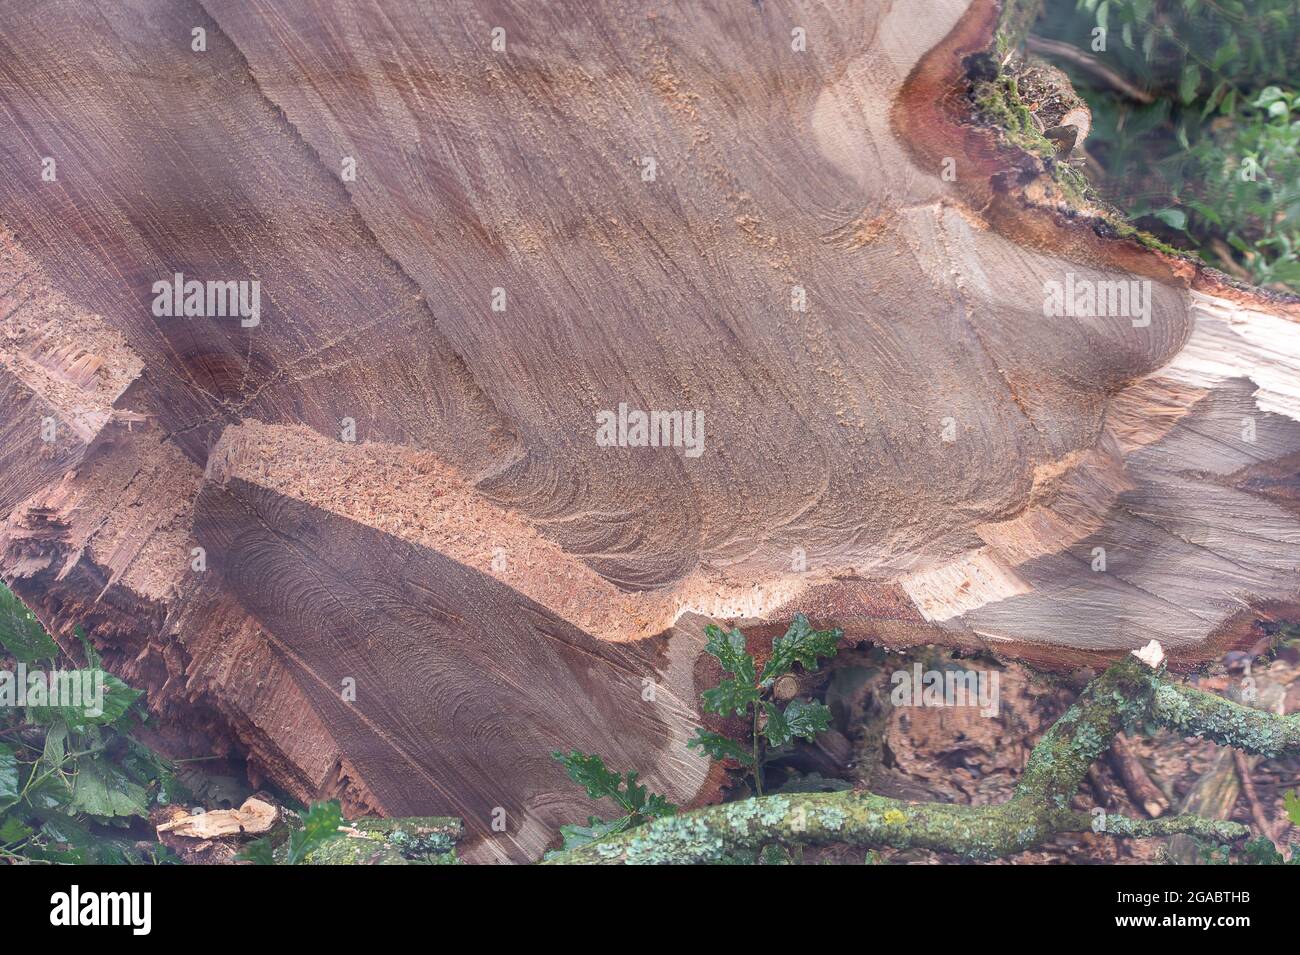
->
<box><xmin>1233</xmin><ymin>750</ymin><xmax>1279</xmax><ymax>849</ymax></box>
<box><xmin>1109</xmin><ymin>732</ymin><xmax>1169</xmax><ymax>818</ymax></box>
<box><xmin>1025</xmin><ymin>35</ymin><xmax>1156</xmax><ymax>104</ymax></box>
<box><xmin>1167</xmin><ymin>749</ymin><xmax>1240</xmax><ymax>865</ymax></box>
<box><xmin>545</xmin><ymin>658</ymin><xmax>1290</xmax><ymax>864</ymax></box>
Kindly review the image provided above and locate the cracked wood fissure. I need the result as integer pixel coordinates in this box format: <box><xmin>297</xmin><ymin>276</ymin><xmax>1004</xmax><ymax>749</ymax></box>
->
<box><xmin>0</xmin><ymin>0</ymin><xmax>1297</xmax><ymax>861</ymax></box>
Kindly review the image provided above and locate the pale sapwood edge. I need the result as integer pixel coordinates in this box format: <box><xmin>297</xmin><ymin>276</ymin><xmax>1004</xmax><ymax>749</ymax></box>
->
<box><xmin>543</xmin><ymin>658</ymin><xmax>1288</xmax><ymax>864</ymax></box>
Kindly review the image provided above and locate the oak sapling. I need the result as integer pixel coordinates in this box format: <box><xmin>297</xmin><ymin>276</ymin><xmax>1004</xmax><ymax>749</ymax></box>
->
<box><xmin>549</xmin><ymin>750</ymin><xmax>676</xmax><ymax>853</ymax></box>
<box><xmin>689</xmin><ymin>613</ymin><xmax>843</xmax><ymax>795</ymax></box>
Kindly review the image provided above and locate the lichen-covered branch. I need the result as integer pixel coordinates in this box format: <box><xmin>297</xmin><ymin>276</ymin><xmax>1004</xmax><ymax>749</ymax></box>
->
<box><xmin>1152</xmin><ymin>681</ymin><xmax>1300</xmax><ymax>756</ymax></box>
<box><xmin>544</xmin><ymin>659</ymin><xmax>1283</xmax><ymax>864</ymax></box>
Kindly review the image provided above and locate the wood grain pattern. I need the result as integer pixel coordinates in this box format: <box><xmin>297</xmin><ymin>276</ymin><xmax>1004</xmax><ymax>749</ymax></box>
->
<box><xmin>0</xmin><ymin>0</ymin><xmax>1296</xmax><ymax>859</ymax></box>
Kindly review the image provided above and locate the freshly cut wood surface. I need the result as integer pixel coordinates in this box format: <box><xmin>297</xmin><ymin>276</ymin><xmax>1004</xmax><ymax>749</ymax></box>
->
<box><xmin>0</xmin><ymin>0</ymin><xmax>1296</xmax><ymax>859</ymax></box>
<box><xmin>157</xmin><ymin>796</ymin><xmax>279</xmax><ymax>838</ymax></box>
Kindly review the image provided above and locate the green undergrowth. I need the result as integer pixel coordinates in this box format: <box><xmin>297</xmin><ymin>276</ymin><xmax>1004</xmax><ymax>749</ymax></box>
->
<box><xmin>1031</xmin><ymin>0</ymin><xmax>1300</xmax><ymax>290</ymax></box>
<box><xmin>0</xmin><ymin>584</ymin><xmax>181</xmax><ymax>864</ymax></box>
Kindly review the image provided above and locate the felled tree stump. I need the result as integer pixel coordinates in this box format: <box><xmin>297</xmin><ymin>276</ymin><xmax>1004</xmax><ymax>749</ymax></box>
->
<box><xmin>0</xmin><ymin>0</ymin><xmax>1296</xmax><ymax>860</ymax></box>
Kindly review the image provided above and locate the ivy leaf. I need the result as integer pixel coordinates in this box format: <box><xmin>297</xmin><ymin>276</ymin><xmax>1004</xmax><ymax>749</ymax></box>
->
<box><xmin>687</xmin><ymin>729</ymin><xmax>755</xmax><ymax>765</ymax></box>
<box><xmin>759</xmin><ymin>613</ymin><xmax>842</xmax><ymax>685</ymax></box>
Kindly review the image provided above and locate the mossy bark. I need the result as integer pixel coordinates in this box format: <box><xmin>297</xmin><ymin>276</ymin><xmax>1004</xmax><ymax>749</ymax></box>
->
<box><xmin>975</xmin><ymin>0</ymin><xmax>1189</xmax><ymax>258</ymax></box>
<box><xmin>289</xmin><ymin>815</ymin><xmax>463</xmax><ymax>865</ymax></box>
<box><xmin>995</xmin><ymin>0</ymin><xmax>1043</xmax><ymax>59</ymax></box>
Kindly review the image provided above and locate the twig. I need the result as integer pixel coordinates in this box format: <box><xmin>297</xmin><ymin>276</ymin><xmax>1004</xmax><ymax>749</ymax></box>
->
<box><xmin>1167</xmin><ymin>748</ymin><xmax>1240</xmax><ymax>864</ymax></box>
<box><xmin>1026</xmin><ymin>36</ymin><xmax>1155</xmax><ymax>104</ymax></box>
<box><xmin>1232</xmin><ymin>749</ymin><xmax>1279</xmax><ymax>848</ymax></box>
<box><xmin>1109</xmin><ymin>732</ymin><xmax>1169</xmax><ymax>818</ymax></box>
<box><xmin>1208</xmin><ymin>238</ymin><xmax>1252</xmax><ymax>281</ymax></box>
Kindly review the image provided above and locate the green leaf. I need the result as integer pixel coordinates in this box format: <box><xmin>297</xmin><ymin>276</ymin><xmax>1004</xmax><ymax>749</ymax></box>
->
<box><xmin>95</xmin><ymin>673</ymin><xmax>142</xmax><ymax>725</ymax></box>
<box><xmin>552</xmin><ymin>750</ymin><xmax>623</xmax><ymax>802</ymax></box>
<box><xmin>764</xmin><ymin>699</ymin><xmax>832</xmax><ymax>747</ymax></box>
<box><xmin>700</xmin><ymin>624</ymin><xmax>760</xmax><ymax>714</ymax></box>
<box><xmin>701</xmin><ymin>677</ymin><xmax>761</xmax><ymax>716</ymax></box>
<box><xmin>1152</xmin><ymin>207</ymin><xmax>1187</xmax><ymax>230</ymax></box>
<box><xmin>551</xmin><ymin>750</ymin><xmax>677</xmax><ymax>819</ymax></box>
<box><xmin>762</xmin><ymin>701</ymin><xmax>794</xmax><ymax>747</ymax></box>
<box><xmin>120</xmin><ymin>738</ymin><xmax>183</xmax><ymax>805</ymax></box>
<box><xmin>1185</xmin><ymin>199</ymin><xmax>1223</xmax><ymax>227</ymax></box>
<box><xmin>0</xmin><ymin>585</ymin><xmax>58</xmax><ymax>663</ymax></box>
<box><xmin>619</xmin><ymin>771</ymin><xmax>653</xmax><ymax>815</ymax></box>
<box><xmin>283</xmin><ymin>801</ymin><xmax>345</xmax><ymax>864</ymax></box>
<box><xmin>68</xmin><ymin>757</ymin><xmax>150</xmax><ymax>819</ymax></box>
<box><xmin>759</xmin><ymin>613</ymin><xmax>842</xmax><ymax>685</ymax></box>
<box><xmin>0</xmin><ymin>743</ymin><xmax>18</xmax><ymax>806</ymax></box>
<box><xmin>237</xmin><ymin>836</ymin><xmax>277</xmax><ymax>865</ymax></box>
<box><xmin>703</xmin><ymin>625</ymin><xmax>756</xmax><ymax>683</ymax></box>
<box><xmin>26</xmin><ymin>670</ymin><xmax>141</xmax><ymax>730</ymax></box>
<box><xmin>1179</xmin><ymin>64</ymin><xmax>1201</xmax><ymax>104</ymax></box>
<box><xmin>1237</xmin><ymin>835</ymin><xmax>1284</xmax><ymax>865</ymax></box>
<box><xmin>687</xmin><ymin>728</ymin><xmax>755</xmax><ymax>765</ymax></box>
<box><xmin>0</xmin><ymin>815</ymin><xmax>33</xmax><ymax>845</ymax></box>
<box><xmin>1201</xmin><ymin>81</ymin><xmax>1228</xmax><ymax>119</ymax></box>
<box><xmin>641</xmin><ymin>791</ymin><xmax>676</xmax><ymax>820</ymax></box>
<box><xmin>1285</xmin><ymin>789</ymin><xmax>1300</xmax><ymax>827</ymax></box>
<box><xmin>75</xmin><ymin>627</ymin><xmax>101</xmax><ymax>669</ymax></box>
<box><xmin>556</xmin><ymin>816</ymin><xmax>627</xmax><ymax>852</ymax></box>
<box><xmin>1253</xmin><ymin>86</ymin><xmax>1285</xmax><ymax>108</ymax></box>
<box><xmin>1211</xmin><ymin>38</ymin><xmax>1239</xmax><ymax>70</ymax></box>
<box><xmin>42</xmin><ymin>721</ymin><xmax>67</xmax><ymax>768</ymax></box>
